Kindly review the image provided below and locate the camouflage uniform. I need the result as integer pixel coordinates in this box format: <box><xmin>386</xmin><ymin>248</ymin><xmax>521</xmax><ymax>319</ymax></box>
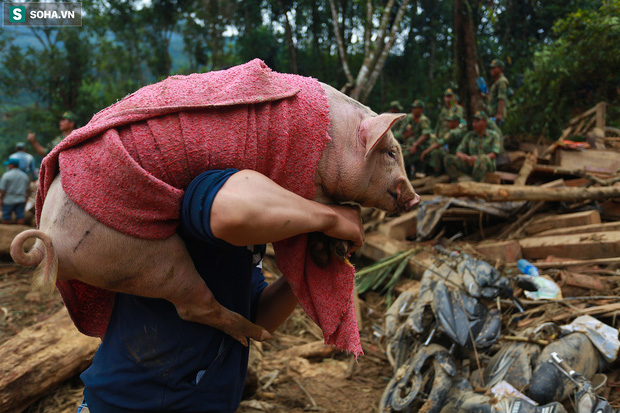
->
<box><xmin>435</xmin><ymin>89</ymin><xmax>465</xmax><ymax>140</ymax></box>
<box><xmin>402</xmin><ymin>105</ymin><xmax>435</xmax><ymax>176</ymax></box>
<box><xmin>444</xmin><ymin>112</ymin><xmax>501</xmax><ymax>182</ymax></box>
<box><xmin>423</xmin><ymin>111</ymin><xmax>465</xmax><ymax>176</ymax></box>
<box><xmin>393</xmin><ymin>113</ymin><xmax>412</xmax><ymax>144</ymax></box>
<box><xmin>488</xmin><ymin>60</ymin><xmax>509</xmax><ymax>121</ymax></box>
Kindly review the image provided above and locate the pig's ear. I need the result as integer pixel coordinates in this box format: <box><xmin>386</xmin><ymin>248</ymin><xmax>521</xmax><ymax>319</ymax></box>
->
<box><xmin>360</xmin><ymin>113</ymin><xmax>406</xmax><ymax>159</ymax></box>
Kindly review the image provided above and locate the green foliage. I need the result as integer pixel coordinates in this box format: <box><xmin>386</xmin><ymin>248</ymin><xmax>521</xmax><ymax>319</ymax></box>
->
<box><xmin>356</xmin><ymin>248</ymin><xmax>421</xmax><ymax>307</ymax></box>
<box><xmin>505</xmin><ymin>0</ymin><xmax>620</xmax><ymax>139</ymax></box>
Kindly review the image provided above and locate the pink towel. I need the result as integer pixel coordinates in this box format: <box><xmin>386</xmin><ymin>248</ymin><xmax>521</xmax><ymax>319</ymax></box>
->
<box><xmin>37</xmin><ymin>59</ymin><xmax>362</xmax><ymax>356</ymax></box>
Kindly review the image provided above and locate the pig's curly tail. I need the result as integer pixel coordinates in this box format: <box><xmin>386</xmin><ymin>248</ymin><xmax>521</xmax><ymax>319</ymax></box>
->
<box><xmin>10</xmin><ymin>229</ymin><xmax>58</xmax><ymax>296</ymax></box>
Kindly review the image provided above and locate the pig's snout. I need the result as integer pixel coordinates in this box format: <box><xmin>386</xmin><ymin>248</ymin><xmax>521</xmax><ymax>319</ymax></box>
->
<box><xmin>393</xmin><ymin>179</ymin><xmax>421</xmax><ymax>212</ymax></box>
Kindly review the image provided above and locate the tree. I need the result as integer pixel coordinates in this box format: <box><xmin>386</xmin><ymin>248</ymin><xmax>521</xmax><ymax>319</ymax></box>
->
<box><xmin>328</xmin><ymin>0</ymin><xmax>413</xmax><ymax>103</ymax></box>
<box><xmin>505</xmin><ymin>0</ymin><xmax>620</xmax><ymax>140</ymax></box>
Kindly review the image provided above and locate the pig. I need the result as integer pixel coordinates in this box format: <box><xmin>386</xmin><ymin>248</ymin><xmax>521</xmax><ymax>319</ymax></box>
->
<box><xmin>11</xmin><ymin>73</ymin><xmax>420</xmax><ymax>348</ymax></box>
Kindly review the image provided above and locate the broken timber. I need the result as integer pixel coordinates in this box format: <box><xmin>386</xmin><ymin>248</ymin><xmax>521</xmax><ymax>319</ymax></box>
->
<box><xmin>0</xmin><ymin>307</ymin><xmax>100</xmax><ymax>413</ymax></box>
<box><xmin>434</xmin><ymin>182</ymin><xmax>620</xmax><ymax>202</ymax></box>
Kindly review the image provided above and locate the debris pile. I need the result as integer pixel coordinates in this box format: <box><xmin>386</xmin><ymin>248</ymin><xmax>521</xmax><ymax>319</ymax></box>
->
<box><xmin>357</xmin><ymin>102</ymin><xmax>620</xmax><ymax>412</ymax></box>
<box><xmin>371</xmin><ymin>246</ymin><xmax>619</xmax><ymax>412</ymax></box>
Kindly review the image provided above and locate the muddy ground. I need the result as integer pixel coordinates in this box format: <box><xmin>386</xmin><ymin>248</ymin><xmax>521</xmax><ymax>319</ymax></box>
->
<box><xmin>0</xmin><ymin>258</ymin><xmax>393</xmax><ymax>413</ymax></box>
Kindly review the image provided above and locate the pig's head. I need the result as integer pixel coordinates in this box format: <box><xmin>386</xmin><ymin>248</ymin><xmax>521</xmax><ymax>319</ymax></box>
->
<box><xmin>315</xmin><ymin>83</ymin><xmax>421</xmax><ymax>213</ymax></box>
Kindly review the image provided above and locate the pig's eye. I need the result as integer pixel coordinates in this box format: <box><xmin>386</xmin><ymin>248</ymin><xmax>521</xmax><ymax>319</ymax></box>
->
<box><xmin>387</xmin><ymin>150</ymin><xmax>397</xmax><ymax>160</ymax></box>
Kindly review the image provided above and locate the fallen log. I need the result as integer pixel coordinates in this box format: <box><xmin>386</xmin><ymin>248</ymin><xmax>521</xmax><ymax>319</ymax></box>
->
<box><xmin>0</xmin><ymin>224</ymin><xmax>34</xmax><ymax>255</ymax></box>
<box><xmin>0</xmin><ymin>307</ymin><xmax>100</xmax><ymax>413</ymax></box>
<box><xmin>434</xmin><ymin>182</ymin><xmax>620</xmax><ymax>202</ymax></box>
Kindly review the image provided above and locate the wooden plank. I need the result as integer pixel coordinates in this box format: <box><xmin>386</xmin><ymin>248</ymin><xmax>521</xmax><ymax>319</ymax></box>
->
<box><xmin>569</xmin><ymin>105</ymin><xmax>598</xmax><ymax>126</ymax></box>
<box><xmin>474</xmin><ymin>240</ymin><xmax>522</xmax><ymax>263</ymax></box>
<box><xmin>535</xmin><ymin>221</ymin><xmax>620</xmax><ymax>237</ymax></box>
<box><xmin>518</xmin><ymin>231</ymin><xmax>620</xmax><ymax>260</ymax></box>
<box><xmin>553</xmin><ymin>148</ymin><xmax>620</xmax><ymax>173</ymax></box>
<box><xmin>0</xmin><ymin>308</ymin><xmax>100</xmax><ymax>413</ymax></box>
<box><xmin>358</xmin><ymin>232</ymin><xmax>433</xmax><ymax>280</ymax></box>
<box><xmin>523</xmin><ymin>210</ymin><xmax>601</xmax><ymax>236</ymax></box>
<box><xmin>376</xmin><ymin>209</ymin><xmax>418</xmax><ymax>240</ymax></box>
<box><xmin>595</xmin><ymin>102</ymin><xmax>606</xmax><ymax>130</ymax></box>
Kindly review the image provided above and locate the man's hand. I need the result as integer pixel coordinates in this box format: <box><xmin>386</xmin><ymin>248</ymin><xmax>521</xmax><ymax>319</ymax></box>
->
<box><xmin>322</xmin><ymin>204</ymin><xmax>364</xmax><ymax>254</ymax></box>
<box><xmin>420</xmin><ymin>148</ymin><xmax>431</xmax><ymax>162</ymax></box>
<box><xmin>409</xmin><ymin>144</ymin><xmax>418</xmax><ymax>155</ymax></box>
<box><xmin>27</xmin><ymin>132</ymin><xmax>37</xmax><ymax>143</ymax></box>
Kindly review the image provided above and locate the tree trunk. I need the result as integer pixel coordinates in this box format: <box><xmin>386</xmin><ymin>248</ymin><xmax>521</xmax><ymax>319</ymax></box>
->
<box><xmin>454</xmin><ymin>0</ymin><xmax>484</xmax><ymax>123</ymax></box>
<box><xmin>281</xmin><ymin>5</ymin><xmax>298</xmax><ymax>74</ymax></box>
<box><xmin>330</xmin><ymin>0</ymin><xmax>410</xmax><ymax>102</ymax></box>
<box><xmin>434</xmin><ymin>182</ymin><xmax>620</xmax><ymax>202</ymax></box>
<box><xmin>0</xmin><ymin>307</ymin><xmax>100</xmax><ymax>413</ymax></box>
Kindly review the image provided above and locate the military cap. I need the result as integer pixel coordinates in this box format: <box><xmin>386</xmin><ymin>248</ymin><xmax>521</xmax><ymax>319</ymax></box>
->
<box><xmin>61</xmin><ymin>111</ymin><xmax>78</xmax><ymax>123</ymax></box>
<box><xmin>411</xmin><ymin>100</ymin><xmax>425</xmax><ymax>109</ymax></box>
<box><xmin>389</xmin><ymin>100</ymin><xmax>404</xmax><ymax>111</ymax></box>
<box><xmin>490</xmin><ymin>59</ymin><xmax>505</xmax><ymax>69</ymax></box>
<box><xmin>444</xmin><ymin>88</ymin><xmax>455</xmax><ymax>96</ymax></box>
<box><xmin>473</xmin><ymin>110</ymin><xmax>488</xmax><ymax>121</ymax></box>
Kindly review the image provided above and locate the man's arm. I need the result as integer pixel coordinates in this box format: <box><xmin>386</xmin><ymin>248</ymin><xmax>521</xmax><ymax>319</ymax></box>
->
<box><xmin>210</xmin><ymin>170</ymin><xmax>364</xmax><ymax>253</ymax></box>
<box><xmin>210</xmin><ymin>170</ymin><xmax>364</xmax><ymax>335</ymax></box>
<box><xmin>255</xmin><ymin>276</ymin><xmax>297</xmax><ymax>333</ymax></box>
<box><xmin>27</xmin><ymin>133</ymin><xmax>47</xmax><ymax>157</ymax></box>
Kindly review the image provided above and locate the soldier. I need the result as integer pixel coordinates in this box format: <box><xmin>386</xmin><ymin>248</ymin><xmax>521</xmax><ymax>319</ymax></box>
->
<box><xmin>421</xmin><ymin>110</ymin><xmax>466</xmax><ymax>176</ymax></box>
<box><xmin>388</xmin><ymin>100</ymin><xmax>404</xmax><ymax>113</ymax></box>
<box><xmin>488</xmin><ymin>59</ymin><xmax>509</xmax><ymax>126</ymax></box>
<box><xmin>443</xmin><ymin>111</ymin><xmax>501</xmax><ymax>182</ymax></box>
<box><xmin>389</xmin><ymin>100</ymin><xmax>408</xmax><ymax>143</ymax></box>
<box><xmin>402</xmin><ymin>100</ymin><xmax>434</xmax><ymax>177</ymax></box>
<box><xmin>435</xmin><ymin>88</ymin><xmax>465</xmax><ymax>140</ymax></box>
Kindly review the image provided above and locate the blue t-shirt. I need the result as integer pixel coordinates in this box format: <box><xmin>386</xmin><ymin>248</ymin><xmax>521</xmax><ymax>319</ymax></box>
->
<box><xmin>81</xmin><ymin>169</ymin><xmax>268</xmax><ymax>412</ymax></box>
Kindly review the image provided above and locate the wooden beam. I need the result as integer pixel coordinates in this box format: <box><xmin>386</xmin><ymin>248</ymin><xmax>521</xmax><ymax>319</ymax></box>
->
<box><xmin>474</xmin><ymin>240</ymin><xmax>522</xmax><ymax>263</ymax></box>
<box><xmin>518</xmin><ymin>231</ymin><xmax>620</xmax><ymax>261</ymax></box>
<box><xmin>523</xmin><ymin>210</ymin><xmax>601</xmax><ymax>236</ymax></box>
<box><xmin>376</xmin><ymin>209</ymin><xmax>418</xmax><ymax>240</ymax></box>
<box><xmin>514</xmin><ymin>149</ymin><xmax>538</xmax><ymax>186</ymax></box>
<box><xmin>553</xmin><ymin>148</ymin><xmax>620</xmax><ymax>173</ymax></box>
<box><xmin>534</xmin><ymin>221</ymin><xmax>620</xmax><ymax>237</ymax></box>
<box><xmin>0</xmin><ymin>308</ymin><xmax>100</xmax><ymax>413</ymax></box>
<box><xmin>595</xmin><ymin>102</ymin><xmax>607</xmax><ymax>130</ymax></box>
<box><xmin>434</xmin><ymin>182</ymin><xmax>620</xmax><ymax>202</ymax></box>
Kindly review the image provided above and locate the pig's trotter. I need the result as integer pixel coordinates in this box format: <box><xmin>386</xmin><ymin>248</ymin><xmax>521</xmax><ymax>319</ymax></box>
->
<box><xmin>10</xmin><ymin>229</ymin><xmax>59</xmax><ymax>296</ymax></box>
<box><xmin>308</xmin><ymin>232</ymin><xmax>351</xmax><ymax>268</ymax></box>
<box><xmin>173</xmin><ymin>286</ymin><xmax>271</xmax><ymax>347</ymax></box>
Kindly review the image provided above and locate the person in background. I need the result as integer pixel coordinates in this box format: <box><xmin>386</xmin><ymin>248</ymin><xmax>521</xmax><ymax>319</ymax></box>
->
<box><xmin>389</xmin><ymin>100</ymin><xmax>409</xmax><ymax>143</ymax></box>
<box><xmin>27</xmin><ymin>111</ymin><xmax>78</xmax><ymax>157</ymax></box>
<box><xmin>435</xmin><ymin>88</ymin><xmax>465</xmax><ymax>140</ymax></box>
<box><xmin>443</xmin><ymin>111</ymin><xmax>501</xmax><ymax>182</ymax></box>
<box><xmin>402</xmin><ymin>100</ymin><xmax>434</xmax><ymax>178</ymax></box>
<box><xmin>488</xmin><ymin>59</ymin><xmax>509</xmax><ymax>126</ymax></box>
<box><xmin>0</xmin><ymin>157</ymin><xmax>30</xmax><ymax>225</ymax></box>
<box><xmin>10</xmin><ymin>142</ymin><xmax>36</xmax><ymax>180</ymax></box>
<box><xmin>420</xmin><ymin>110</ymin><xmax>466</xmax><ymax>176</ymax></box>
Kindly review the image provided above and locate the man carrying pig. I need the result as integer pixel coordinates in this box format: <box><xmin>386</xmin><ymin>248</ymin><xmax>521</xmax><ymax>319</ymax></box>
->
<box><xmin>77</xmin><ymin>168</ymin><xmax>365</xmax><ymax>412</ymax></box>
<box><xmin>10</xmin><ymin>59</ymin><xmax>419</xmax><ymax>412</ymax></box>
